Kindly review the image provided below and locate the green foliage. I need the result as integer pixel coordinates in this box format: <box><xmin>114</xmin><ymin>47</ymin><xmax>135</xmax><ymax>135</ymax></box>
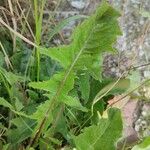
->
<box><xmin>29</xmin><ymin>71</ymin><xmax>75</xmax><ymax>94</ymax></box>
<box><xmin>0</xmin><ymin>0</ymin><xmax>136</xmax><ymax>149</ymax></box>
<box><xmin>40</xmin><ymin>1</ymin><xmax>121</xmax><ymax>80</ymax></box>
<box><xmin>132</xmin><ymin>137</ymin><xmax>150</xmax><ymax>150</ymax></box>
<box><xmin>47</xmin><ymin>15</ymin><xmax>88</xmax><ymax>42</ymax></box>
<box><xmin>28</xmin><ymin>2</ymin><xmax>123</xmax><ymax>145</ymax></box>
<box><xmin>0</xmin><ymin>97</ymin><xmax>14</xmax><ymax>110</ymax></box>
<box><xmin>7</xmin><ymin>118</ymin><xmax>35</xmax><ymax>144</ymax></box>
<box><xmin>0</xmin><ymin>97</ymin><xmax>33</xmax><ymax>119</ymax></box>
<box><xmin>73</xmin><ymin>108</ymin><xmax>123</xmax><ymax>150</ymax></box>
<box><xmin>92</xmin><ymin>78</ymin><xmax>130</xmax><ymax>107</ymax></box>
<box><xmin>78</xmin><ymin>72</ymin><xmax>90</xmax><ymax>102</ymax></box>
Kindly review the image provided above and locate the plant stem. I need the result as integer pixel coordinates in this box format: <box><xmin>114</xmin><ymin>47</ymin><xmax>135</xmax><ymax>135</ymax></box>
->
<box><xmin>33</xmin><ymin>0</ymin><xmax>46</xmax><ymax>81</ymax></box>
<box><xmin>108</xmin><ymin>78</ymin><xmax>150</xmax><ymax>108</ymax></box>
<box><xmin>130</xmin><ymin>62</ymin><xmax>150</xmax><ymax>70</ymax></box>
<box><xmin>0</xmin><ymin>18</ymin><xmax>38</xmax><ymax>48</ymax></box>
<box><xmin>29</xmin><ymin>43</ymin><xmax>86</xmax><ymax>147</ymax></box>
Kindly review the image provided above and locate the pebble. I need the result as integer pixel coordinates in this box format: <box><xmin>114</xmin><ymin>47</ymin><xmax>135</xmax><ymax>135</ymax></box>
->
<box><xmin>141</xmin><ymin>120</ymin><xmax>147</xmax><ymax>126</ymax></box>
<box><xmin>135</xmin><ymin>125</ymin><xmax>140</xmax><ymax>132</ymax></box>
<box><xmin>134</xmin><ymin>103</ymin><xmax>150</xmax><ymax>138</ymax></box>
<box><xmin>136</xmin><ymin>118</ymin><xmax>141</xmax><ymax>124</ymax></box>
<box><xmin>142</xmin><ymin>111</ymin><xmax>147</xmax><ymax>117</ymax></box>
<box><xmin>53</xmin><ymin>39</ymin><xmax>61</xmax><ymax>45</ymax></box>
<box><xmin>111</xmin><ymin>67</ymin><xmax>116</xmax><ymax>72</ymax></box>
<box><xmin>69</xmin><ymin>0</ymin><xmax>87</xmax><ymax>9</ymax></box>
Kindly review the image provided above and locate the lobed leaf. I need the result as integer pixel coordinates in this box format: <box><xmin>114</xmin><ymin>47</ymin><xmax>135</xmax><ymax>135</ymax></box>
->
<box><xmin>0</xmin><ymin>97</ymin><xmax>33</xmax><ymax>119</ymax></box>
<box><xmin>0</xmin><ymin>97</ymin><xmax>14</xmax><ymax>110</ymax></box>
<box><xmin>92</xmin><ymin>78</ymin><xmax>130</xmax><ymax>106</ymax></box>
<box><xmin>40</xmin><ymin>0</ymin><xmax>121</xmax><ymax>80</ymax></box>
<box><xmin>73</xmin><ymin>108</ymin><xmax>123</xmax><ymax>150</ymax></box>
<box><xmin>29</xmin><ymin>72</ymin><xmax>75</xmax><ymax>94</ymax></box>
<box><xmin>48</xmin><ymin>15</ymin><xmax>88</xmax><ymax>41</ymax></box>
<box><xmin>7</xmin><ymin>118</ymin><xmax>36</xmax><ymax>144</ymax></box>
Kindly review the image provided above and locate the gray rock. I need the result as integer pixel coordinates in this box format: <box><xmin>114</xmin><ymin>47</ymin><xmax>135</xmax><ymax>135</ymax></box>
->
<box><xmin>117</xmin><ymin>100</ymin><xmax>139</xmax><ymax>149</ymax></box>
<box><xmin>69</xmin><ymin>0</ymin><xmax>89</xmax><ymax>9</ymax></box>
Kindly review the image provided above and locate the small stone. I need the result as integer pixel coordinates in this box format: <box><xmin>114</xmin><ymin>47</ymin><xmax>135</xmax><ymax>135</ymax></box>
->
<box><xmin>110</xmin><ymin>67</ymin><xmax>116</xmax><ymax>72</ymax></box>
<box><xmin>70</xmin><ymin>0</ymin><xmax>87</xmax><ymax>9</ymax></box>
<box><xmin>136</xmin><ymin>118</ymin><xmax>142</xmax><ymax>124</ymax></box>
<box><xmin>135</xmin><ymin>125</ymin><xmax>140</xmax><ymax>132</ymax></box>
<box><xmin>141</xmin><ymin>120</ymin><xmax>147</xmax><ymax>125</ymax></box>
<box><xmin>53</xmin><ymin>39</ymin><xmax>61</xmax><ymax>45</ymax></box>
<box><xmin>142</xmin><ymin>111</ymin><xmax>147</xmax><ymax>117</ymax></box>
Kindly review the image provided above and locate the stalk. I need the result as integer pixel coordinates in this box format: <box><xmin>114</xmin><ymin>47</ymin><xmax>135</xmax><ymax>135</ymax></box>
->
<box><xmin>33</xmin><ymin>0</ymin><xmax>46</xmax><ymax>81</ymax></box>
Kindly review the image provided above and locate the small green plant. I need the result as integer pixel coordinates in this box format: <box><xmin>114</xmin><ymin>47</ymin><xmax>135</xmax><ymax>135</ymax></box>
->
<box><xmin>132</xmin><ymin>137</ymin><xmax>150</xmax><ymax>150</ymax></box>
<box><xmin>0</xmin><ymin>0</ymin><xmax>137</xmax><ymax>149</ymax></box>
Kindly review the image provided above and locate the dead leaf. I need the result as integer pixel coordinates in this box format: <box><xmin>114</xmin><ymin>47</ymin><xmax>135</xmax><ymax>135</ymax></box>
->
<box><xmin>108</xmin><ymin>95</ymin><xmax>130</xmax><ymax>109</ymax></box>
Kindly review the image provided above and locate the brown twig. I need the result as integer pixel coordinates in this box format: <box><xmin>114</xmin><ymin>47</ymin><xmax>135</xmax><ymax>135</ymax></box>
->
<box><xmin>108</xmin><ymin>78</ymin><xmax>150</xmax><ymax>108</ymax></box>
<box><xmin>0</xmin><ymin>18</ymin><xmax>38</xmax><ymax>48</ymax></box>
<box><xmin>130</xmin><ymin>62</ymin><xmax>150</xmax><ymax>70</ymax></box>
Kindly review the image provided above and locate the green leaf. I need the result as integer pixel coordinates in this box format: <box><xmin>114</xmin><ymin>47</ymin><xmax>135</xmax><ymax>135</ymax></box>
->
<box><xmin>0</xmin><ymin>97</ymin><xmax>14</xmax><ymax>110</ymax></box>
<box><xmin>40</xmin><ymin>0</ymin><xmax>121</xmax><ymax>80</ymax></box>
<box><xmin>48</xmin><ymin>15</ymin><xmax>88</xmax><ymax>41</ymax></box>
<box><xmin>28</xmin><ymin>1</ymin><xmax>122</xmax><ymax>142</ymax></box>
<box><xmin>30</xmin><ymin>100</ymin><xmax>53</xmax><ymax>133</ymax></box>
<box><xmin>73</xmin><ymin>108</ymin><xmax>123</xmax><ymax>150</ymax></box>
<box><xmin>2</xmin><ymin>144</ymin><xmax>10</xmax><ymax>150</ymax></box>
<box><xmin>97</xmin><ymin>79</ymin><xmax>130</xmax><ymax>97</ymax></box>
<box><xmin>0</xmin><ymin>51</ymin><xmax>4</xmax><ymax>67</ymax></box>
<box><xmin>0</xmin><ymin>97</ymin><xmax>33</xmax><ymax>119</ymax></box>
<box><xmin>0</xmin><ymin>67</ymin><xmax>24</xmax><ymax>85</ymax></box>
<box><xmin>78</xmin><ymin>73</ymin><xmax>90</xmax><ymax>102</ymax></box>
<box><xmin>26</xmin><ymin>89</ymin><xmax>39</xmax><ymax>101</ymax></box>
<box><xmin>60</xmin><ymin>95</ymin><xmax>88</xmax><ymax>112</ymax></box>
<box><xmin>29</xmin><ymin>71</ymin><xmax>84</xmax><ymax>133</ymax></box>
<box><xmin>44</xmin><ymin>107</ymin><xmax>68</xmax><ymax>141</ymax></box>
<box><xmin>132</xmin><ymin>137</ymin><xmax>150</xmax><ymax>150</ymax></box>
<box><xmin>28</xmin><ymin>148</ymin><xmax>35</xmax><ymax>150</ymax></box>
<box><xmin>39</xmin><ymin>138</ymin><xmax>55</xmax><ymax>150</ymax></box>
<box><xmin>31</xmin><ymin>100</ymin><xmax>53</xmax><ymax>121</ymax></box>
<box><xmin>40</xmin><ymin>46</ymin><xmax>72</xmax><ymax>69</ymax></box>
<box><xmin>93</xmin><ymin>79</ymin><xmax>130</xmax><ymax>106</ymax></box>
<box><xmin>15</xmin><ymin>98</ymin><xmax>24</xmax><ymax>111</ymax></box>
<box><xmin>44</xmin><ymin>93</ymin><xmax>88</xmax><ymax>112</ymax></box>
<box><xmin>10</xmin><ymin>47</ymin><xmax>32</xmax><ymax>74</ymax></box>
<box><xmin>7</xmin><ymin>118</ymin><xmax>36</xmax><ymax>144</ymax></box>
<box><xmin>91</xmin><ymin>100</ymin><xmax>105</xmax><ymax>124</ymax></box>
<box><xmin>29</xmin><ymin>72</ymin><xmax>75</xmax><ymax>95</ymax></box>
